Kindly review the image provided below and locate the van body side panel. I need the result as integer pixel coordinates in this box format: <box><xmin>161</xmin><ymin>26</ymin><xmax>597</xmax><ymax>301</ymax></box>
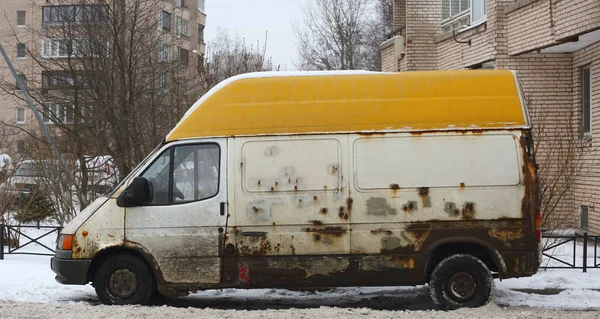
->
<box><xmin>224</xmin><ymin>135</ymin><xmax>352</xmax><ymax>286</ymax></box>
<box><xmin>348</xmin><ymin>131</ymin><xmax>536</xmax><ymax>279</ymax></box>
<box><xmin>222</xmin><ymin>130</ymin><xmax>537</xmax><ymax>289</ymax></box>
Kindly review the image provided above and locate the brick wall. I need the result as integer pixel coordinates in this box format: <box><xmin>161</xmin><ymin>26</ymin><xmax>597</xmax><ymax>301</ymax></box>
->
<box><xmin>572</xmin><ymin>42</ymin><xmax>600</xmax><ymax>233</ymax></box>
<box><xmin>506</xmin><ymin>0</ymin><xmax>553</xmax><ymax>55</ymax></box>
<box><xmin>393</xmin><ymin>0</ymin><xmax>406</xmax><ymax>29</ymax></box>
<box><xmin>507</xmin><ymin>0</ymin><xmax>600</xmax><ymax>55</ymax></box>
<box><xmin>380</xmin><ymin>40</ymin><xmax>398</xmax><ymax>72</ymax></box>
<box><xmin>404</xmin><ymin>0</ymin><xmax>441</xmax><ymax>71</ymax></box>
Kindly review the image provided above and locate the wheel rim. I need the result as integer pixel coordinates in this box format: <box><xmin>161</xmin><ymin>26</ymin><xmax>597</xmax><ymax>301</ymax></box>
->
<box><xmin>446</xmin><ymin>271</ymin><xmax>477</xmax><ymax>302</ymax></box>
<box><xmin>108</xmin><ymin>268</ymin><xmax>139</xmax><ymax>299</ymax></box>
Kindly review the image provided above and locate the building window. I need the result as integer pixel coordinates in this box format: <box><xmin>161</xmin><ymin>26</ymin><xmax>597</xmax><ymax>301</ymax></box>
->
<box><xmin>17</xmin><ymin>140</ymin><xmax>25</xmax><ymax>153</ymax></box>
<box><xmin>176</xmin><ymin>17</ymin><xmax>189</xmax><ymax>37</ymax></box>
<box><xmin>159</xmin><ymin>11</ymin><xmax>171</xmax><ymax>31</ymax></box>
<box><xmin>158</xmin><ymin>40</ymin><xmax>172</xmax><ymax>61</ymax></box>
<box><xmin>17</xmin><ymin>11</ymin><xmax>26</xmax><ymax>26</ymax></box>
<box><xmin>442</xmin><ymin>0</ymin><xmax>487</xmax><ymax>33</ymax></box>
<box><xmin>41</xmin><ymin>38</ymin><xmax>102</xmax><ymax>58</ymax></box>
<box><xmin>42</xmin><ymin>5</ymin><xmax>108</xmax><ymax>27</ymax></box>
<box><xmin>177</xmin><ymin>0</ymin><xmax>187</xmax><ymax>8</ymax></box>
<box><xmin>582</xmin><ymin>66</ymin><xmax>591</xmax><ymax>136</ymax></box>
<box><xmin>16</xmin><ymin>108</ymin><xmax>26</xmax><ymax>124</ymax></box>
<box><xmin>157</xmin><ymin>73</ymin><xmax>170</xmax><ymax>95</ymax></box>
<box><xmin>198</xmin><ymin>23</ymin><xmax>205</xmax><ymax>45</ymax></box>
<box><xmin>42</xmin><ymin>104</ymin><xmax>74</xmax><ymax>124</ymax></box>
<box><xmin>580</xmin><ymin>205</ymin><xmax>589</xmax><ymax>230</ymax></box>
<box><xmin>15</xmin><ymin>73</ymin><xmax>27</xmax><ymax>90</ymax></box>
<box><xmin>17</xmin><ymin>43</ymin><xmax>26</xmax><ymax>58</ymax></box>
<box><xmin>198</xmin><ymin>0</ymin><xmax>205</xmax><ymax>12</ymax></box>
<box><xmin>178</xmin><ymin>47</ymin><xmax>189</xmax><ymax>65</ymax></box>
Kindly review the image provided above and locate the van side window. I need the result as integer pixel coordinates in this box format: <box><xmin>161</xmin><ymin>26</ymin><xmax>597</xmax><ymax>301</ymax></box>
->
<box><xmin>172</xmin><ymin>144</ymin><xmax>220</xmax><ymax>203</ymax></box>
<box><xmin>141</xmin><ymin>150</ymin><xmax>171</xmax><ymax>205</ymax></box>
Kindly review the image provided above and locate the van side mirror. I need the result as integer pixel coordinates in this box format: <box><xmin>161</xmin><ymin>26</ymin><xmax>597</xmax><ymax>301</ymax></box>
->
<box><xmin>117</xmin><ymin>177</ymin><xmax>152</xmax><ymax>207</ymax></box>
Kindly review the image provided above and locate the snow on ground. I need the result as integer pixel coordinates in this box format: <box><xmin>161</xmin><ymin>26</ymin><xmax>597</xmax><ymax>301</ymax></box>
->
<box><xmin>2</xmin><ymin>225</ymin><xmax>600</xmax><ymax>312</ymax></box>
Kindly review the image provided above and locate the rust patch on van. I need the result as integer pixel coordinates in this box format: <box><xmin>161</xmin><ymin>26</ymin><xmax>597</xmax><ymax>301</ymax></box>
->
<box><xmin>389</xmin><ymin>256</ymin><xmax>415</xmax><ymax>269</ymax></box>
<box><xmin>489</xmin><ymin>228</ymin><xmax>524</xmax><ymax>248</ymax></box>
<box><xmin>370</xmin><ymin>228</ymin><xmax>393</xmax><ymax>235</ymax></box>
<box><xmin>444</xmin><ymin>202</ymin><xmax>460</xmax><ymax>216</ymax></box>
<box><xmin>418</xmin><ymin>187</ymin><xmax>431</xmax><ymax>207</ymax></box>
<box><xmin>338</xmin><ymin>206</ymin><xmax>345</xmax><ymax>218</ymax></box>
<box><xmin>390</xmin><ymin>184</ymin><xmax>400</xmax><ymax>190</ymax></box>
<box><xmin>367</xmin><ymin>198</ymin><xmax>398</xmax><ymax>215</ymax></box>
<box><xmin>304</xmin><ymin>226</ymin><xmax>347</xmax><ymax>237</ymax></box>
<box><xmin>462</xmin><ymin>202</ymin><xmax>476</xmax><ymax>220</ymax></box>
<box><xmin>313</xmin><ymin>196</ymin><xmax>319</xmax><ymax>201</ymax></box>
<box><xmin>402</xmin><ymin>201</ymin><xmax>418</xmax><ymax>213</ymax></box>
<box><xmin>310</xmin><ymin>220</ymin><xmax>323</xmax><ymax>226</ymax></box>
<box><xmin>347</xmin><ymin>197</ymin><xmax>353</xmax><ymax>212</ymax></box>
<box><xmin>320</xmin><ymin>208</ymin><xmax>328</xmax><ymax>215</ymax></box>
<box><xmin>460</xmin><ymin>182</ymin><xmax>466</xmax><ymax>188</ymax></box>
<box><xmin>238</xmin><ymin>237</ymin><xmax>272</xmax><ymax>256</ymax></box>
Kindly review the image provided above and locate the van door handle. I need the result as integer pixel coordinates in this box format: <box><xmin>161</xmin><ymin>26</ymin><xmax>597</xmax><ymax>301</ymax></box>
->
<box><xmin>220</xmin><ymin>202</ymin><xmax>225</xmax><ymax>216</ymax></box>
<box><xmin>241</xmin><ymin>231</ymin><xmax>267</xmax><ymax>237</ymax></box>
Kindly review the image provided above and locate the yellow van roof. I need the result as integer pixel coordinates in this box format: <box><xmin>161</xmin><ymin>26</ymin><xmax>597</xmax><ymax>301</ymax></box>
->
<box><xmin>166</xmin><ymin>70</ymin><xmax>528</xmax><ymax>141</ymax></box>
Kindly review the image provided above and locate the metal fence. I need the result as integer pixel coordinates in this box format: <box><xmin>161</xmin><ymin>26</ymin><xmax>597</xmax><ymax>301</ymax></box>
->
<box><xmin>0</xmin><ymin>224</ymin><xmax>62</xmax><ymax>260</ymax></box>
<box><xmin>541</xmin><ymin>232</ymin><xmax>600</xmax><ymax>272</ymax></box>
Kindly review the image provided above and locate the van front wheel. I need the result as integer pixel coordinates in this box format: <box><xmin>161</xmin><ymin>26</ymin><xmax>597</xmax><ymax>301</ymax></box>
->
<box><xmin>429</xmin><ymin>254</ymin><xmax>493</xmax><ymax>310</ymax></box>
<box><xmin>94</xmin><ymin>254</ymin><xmax>156</xmax><ymax>305</ymax></box>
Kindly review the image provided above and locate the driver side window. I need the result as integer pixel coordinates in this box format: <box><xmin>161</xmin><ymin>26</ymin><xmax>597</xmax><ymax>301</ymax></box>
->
<box><xmin>141</xmin><ymin>150</ymin><xmax>170</xmax><ymax>205</ymax></box>
<box><xmin>140</xmin><ymin>143</ymin><xmax>220</xmax><ymax>206</ymax></box>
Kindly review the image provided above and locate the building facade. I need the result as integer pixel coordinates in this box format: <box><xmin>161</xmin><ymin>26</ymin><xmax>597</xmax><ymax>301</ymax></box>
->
<box><xmin>381</xmin><ymin>0</ymin><xmax>600</xmax><ymax>233</ymax></box>
<box><xmin>0</xmin><ymin>0</ymin><xmax>207</xmax><ymax>157</ymax></box>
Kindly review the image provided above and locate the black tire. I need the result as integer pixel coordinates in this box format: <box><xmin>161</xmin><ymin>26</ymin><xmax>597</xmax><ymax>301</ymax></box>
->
<box><xmin>429</xmin><ymin>254</ymin><xmax>493</xmax><ymax>310</ymax></box>
<box><xmin>94</xmin><ymin>254</ymin><xmax>156</xmax><ymax>305</ymax></box>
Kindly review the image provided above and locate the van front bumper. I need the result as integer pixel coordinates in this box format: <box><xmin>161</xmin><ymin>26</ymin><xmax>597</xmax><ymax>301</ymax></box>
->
<box><xmin>51</xmin><ymin>257</ymin><xmax>91</xmax><ymax>285</ymax></box>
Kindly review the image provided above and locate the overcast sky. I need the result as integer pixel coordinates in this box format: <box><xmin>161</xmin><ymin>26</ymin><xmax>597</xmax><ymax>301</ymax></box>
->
<box><xmin>204</xmin><ymin>0</ymin><xmax>308</xmax><ymax>71</ymax></box>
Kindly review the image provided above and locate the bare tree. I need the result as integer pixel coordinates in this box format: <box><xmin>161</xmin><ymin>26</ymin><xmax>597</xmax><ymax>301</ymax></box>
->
<box><xmin>527</xmin><ymin>96</ymin><xmax>600</xmax><ymax>250</ymax></box>
<box><xmin>294</xmin><ymin>0</ymin><xmax>371</xmax><ymax>70</ymax></box>
<box><xmin>0</xmin><ymin>3</ymin><xmax>276</xmax><ymax>222</ymax></box>
<box><xmin>0</xmin><ymin>0</ymin><xmax>201</xmax><ymax>218</ymax></box>
<box><xmin>364</xmin><ymin>0</ymin><xmax>394</xmax><ymax>71</ymax></box>
<box><xmin>197</xmin><ymin>29</ymin><xmax>277</xmax><ymax>94</ymax></box>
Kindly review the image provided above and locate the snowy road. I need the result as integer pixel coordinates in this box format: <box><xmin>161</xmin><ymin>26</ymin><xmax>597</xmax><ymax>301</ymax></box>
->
<box><xmin>2</xmin><ymin>227</ymin><xmax>600</xmax><ymax>317</ymax></box>
<box><xmin>2</xmin><ymin>300</ymin><xmax>600</xmax><ymax>319</ymax></box>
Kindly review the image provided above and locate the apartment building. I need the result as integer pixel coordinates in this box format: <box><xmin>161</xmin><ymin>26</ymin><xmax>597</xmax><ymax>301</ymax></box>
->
<box><xmin>381</xmin><ymin>0</ymin><xmax>600</xmax><ymax>233</ymax></box>
<box><xmin>0</xmin><ymin>0</ymin><xmax>207</xmax><ymax>156</ymax></box>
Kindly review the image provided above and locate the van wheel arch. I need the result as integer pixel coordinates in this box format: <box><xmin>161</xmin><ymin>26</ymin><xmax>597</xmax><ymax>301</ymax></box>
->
<box><xmin>424</xmin><ymin>240</ymin><xmax>505</xmax><ymax>282</ymax></box>
<box><xmin>87</xmin><ymin>245</ymin><xmax>164</xmax><ymax>286</ymax></box>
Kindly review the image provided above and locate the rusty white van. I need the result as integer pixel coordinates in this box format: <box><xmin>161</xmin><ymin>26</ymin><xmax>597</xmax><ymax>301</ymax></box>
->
<box><xmin>51</xmin><ymin>70</ymin><xmax>541</xmax><ymax>309</ymax></box>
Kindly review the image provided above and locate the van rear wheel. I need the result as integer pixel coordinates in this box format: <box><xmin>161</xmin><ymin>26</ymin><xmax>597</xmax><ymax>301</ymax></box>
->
<box><xmin>94</xmin><ymin>254</ymin><xmax>156</xmax><ymax>305</ymax></box>
<box><xmin>429</xmin><ymin>254</ymin><xmax>493</xmax><ymax>310</ymax></box>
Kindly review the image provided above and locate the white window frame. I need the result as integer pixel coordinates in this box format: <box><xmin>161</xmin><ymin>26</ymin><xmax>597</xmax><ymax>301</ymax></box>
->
<box><xmin>198</xmin><ymin>0</ymin><xmax>205</xmax><ymax>13</ymax></box>
<box><xmin>582</xmin><ymin>65</ymin><xmax>592</xmax><ymax>137</ymax></box>
<box><xmin>158</xmin><ymin>40</ymin><xmax>172</xmax><ymax>62</ymax></box>
<box><xmin>177</xmin><ymin>0</ymin><xmax>187</xmax><ymax>8</ymax></box>
<box><xmin>441</xmin><ymin>0</ymin><xmax>487</xmax><ymax>33</ymax></box>
<box><xmin>42</xmin><ymin>104</ymin><xmax>74</xmax><ymax>124</ymax></box>
<box><xmin>176</xmin><ymin>17</ymin><xmax>189</xmax><ymax>37</ymax></box>
<box><xmin>16</xmin><ymin>107</ymin><xmax>26</xmax><ymax>124</ymax></box>
<box><xmin>158</xmin><ymin>11</ymin><xmax>171</xmax><ymax>32</ymax></box>
<box><xmin>17</xmin><ymin>11</ymin><xmax>26</xmax><ymax>27</ymax></box>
